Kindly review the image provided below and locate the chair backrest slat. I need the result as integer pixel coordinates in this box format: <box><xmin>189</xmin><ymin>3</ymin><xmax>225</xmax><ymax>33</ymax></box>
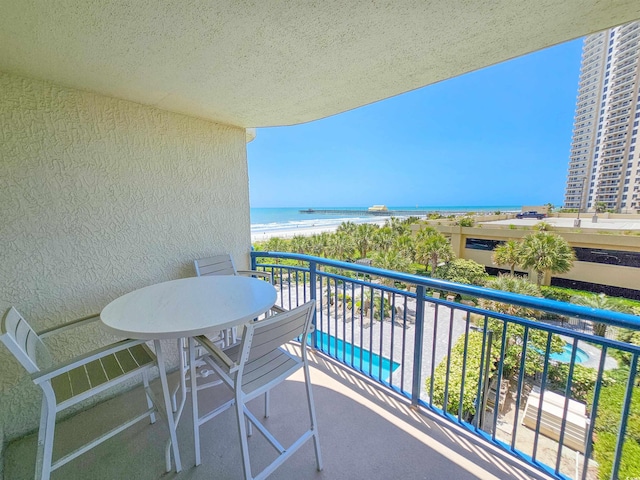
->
<box><xmin>194</xmin><ymin>254</ymin><xmax>237</xmax><ymax>277</ymax></box>
<box><xmin>245</xmin><ymin>303</ymin><xmax>314</xmax><ymax>363</ymax></box>
<box><xmin>1</xmin><ymin>307</ymin><xmax>52</xmax><ymax>373</ymax></box>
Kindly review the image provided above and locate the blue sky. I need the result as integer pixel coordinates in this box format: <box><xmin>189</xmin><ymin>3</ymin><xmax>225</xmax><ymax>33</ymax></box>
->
<box><xmin>248</xmin><ymin>38</ymin><xmax>584</xmax><ymax>208</ymax></box>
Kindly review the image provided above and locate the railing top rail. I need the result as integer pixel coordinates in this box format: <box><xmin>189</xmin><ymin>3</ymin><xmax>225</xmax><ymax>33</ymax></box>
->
<box><xmin>252</xmin><ymin>251</ymin><xmax>640</xmax><ymax>330</ymax></box>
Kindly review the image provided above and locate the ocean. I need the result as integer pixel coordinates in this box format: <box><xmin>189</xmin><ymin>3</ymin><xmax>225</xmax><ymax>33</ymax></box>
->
<box><xmin>250</xmin><ymin>206</ymin><xmax>518</xmax><ymax>236</ymax></box>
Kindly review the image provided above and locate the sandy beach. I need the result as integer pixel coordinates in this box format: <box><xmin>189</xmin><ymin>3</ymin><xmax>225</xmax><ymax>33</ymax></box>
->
<box><xmin>251</xmin><ymin>218</ymin><xmax>389</xmax><ymax>243</ymax></box>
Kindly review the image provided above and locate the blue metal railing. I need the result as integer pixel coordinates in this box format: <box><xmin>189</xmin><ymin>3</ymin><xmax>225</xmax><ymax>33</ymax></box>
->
<box><xmin>251</xmin><ymin>252</ymin><xmax>640</xmax><ymax>480</ymax></box>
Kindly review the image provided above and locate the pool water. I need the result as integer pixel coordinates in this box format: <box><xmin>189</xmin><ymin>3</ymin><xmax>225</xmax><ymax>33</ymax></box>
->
<box><xmin>530</xmin><ymin>342</ymin><xmax>590</xmax><ymax>363</ymax></box>
<box><xmin>309</xmin><ymin>331</ymin><xmax>400</xmax><ymax>382</ymax></box>
<box><xmin>549</xmin><ymin>343</ymin><xmax>590</xmax><ymax>363</ymax></box>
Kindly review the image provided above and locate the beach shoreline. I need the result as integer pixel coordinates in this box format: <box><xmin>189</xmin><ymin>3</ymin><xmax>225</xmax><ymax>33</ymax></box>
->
<box><xmin>249</xmin><ymin>206</ymin><xmax>520</xmax><ymax>243</ymax></box>
<box><xmin>251</xmin><ymin>218</ymin><xmax>388</xmax><ymax>242</ymax></box>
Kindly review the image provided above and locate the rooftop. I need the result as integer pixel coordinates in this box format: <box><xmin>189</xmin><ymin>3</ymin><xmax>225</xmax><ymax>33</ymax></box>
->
<box><xmin>482</xmin><ymin>217</ymin><xmax>640</xmax><ymax>231</ymax></box>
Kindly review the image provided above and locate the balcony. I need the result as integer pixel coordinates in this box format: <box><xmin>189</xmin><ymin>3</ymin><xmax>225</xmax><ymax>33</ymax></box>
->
<box><xmin>3</xmin><ymin>4</ymin><xmax>640</xmax><ymax>480</ymax></box>
<box><xmin>3</xmin><ymin>343</ymin><xmax>553</xmax><ymax>480</ymax></box>
<box><xmin>5</xmin><ymin>252</ymin><xmax>640</xmax><ymax>480</ymax></box>
<box><xmin>243</xmin><ymin>253</ymin><xmax>640</xmax><ymax>480</ymax></box>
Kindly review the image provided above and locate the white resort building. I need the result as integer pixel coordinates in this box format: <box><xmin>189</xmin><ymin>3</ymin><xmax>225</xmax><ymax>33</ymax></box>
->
<box><xmin>565</xmin><ymin>20</ymin><xmax>640</xmax><ymax>212</ymax></box>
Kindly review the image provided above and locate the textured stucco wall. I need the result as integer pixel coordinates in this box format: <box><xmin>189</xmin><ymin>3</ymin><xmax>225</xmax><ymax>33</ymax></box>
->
<box><xmin>0</xmin><ymin>72</ymin><xmax>251</xmax><ymax>448</ymax></box>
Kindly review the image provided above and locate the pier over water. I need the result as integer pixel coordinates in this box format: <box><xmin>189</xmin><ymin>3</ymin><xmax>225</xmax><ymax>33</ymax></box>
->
<box><xmin>299</xmin><ymin>208</ymin><xmax>434</xmax><ymax>216</ymax></box>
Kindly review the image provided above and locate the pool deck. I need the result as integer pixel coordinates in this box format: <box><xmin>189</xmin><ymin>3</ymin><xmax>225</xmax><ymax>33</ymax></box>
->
<box><xmin>567</xmin><ymin>337</ymin><xmax>618</xmax><ymax>370</ymax></box>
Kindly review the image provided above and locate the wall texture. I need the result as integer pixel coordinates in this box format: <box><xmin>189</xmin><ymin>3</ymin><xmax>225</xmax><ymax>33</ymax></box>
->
<box><xmin>0</xmin><ymin>72</ymin><xmax>251</xmax><ymax>447</ymax></box>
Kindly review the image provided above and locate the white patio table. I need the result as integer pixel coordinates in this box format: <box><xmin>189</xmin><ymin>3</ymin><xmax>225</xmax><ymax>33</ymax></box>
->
<box><xmin>100</xmin><ymin>275</ymin><xmax>277</xmax><ymax>473</ymax></box>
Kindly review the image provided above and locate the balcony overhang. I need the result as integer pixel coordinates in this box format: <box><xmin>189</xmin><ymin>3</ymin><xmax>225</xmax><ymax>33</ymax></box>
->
<box><xmin>1</xmin><ymin>1</ymin><xmax>639</xmax><ymax>128</ymax></box>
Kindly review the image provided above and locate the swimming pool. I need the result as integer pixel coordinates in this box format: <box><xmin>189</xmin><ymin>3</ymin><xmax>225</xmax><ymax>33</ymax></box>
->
<box><xmin>549</xmin><ymin>343</ymin><xmax>590</xmax><ymax>363</ymax></box>
<box><xmin>310</xmin><ymin>331</ymin><xmax>400</xmax><ymax>382</ymax></box>
<box><xmin>530</xmin><ymin>342</ymin><xmax>590</xmax><ymax>363</ymax></box>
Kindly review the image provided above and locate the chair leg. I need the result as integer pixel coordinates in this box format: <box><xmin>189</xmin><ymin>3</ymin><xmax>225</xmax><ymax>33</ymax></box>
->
<box><xmin>303</xmin><ymin>361</ymin><xmax>323</xmax><ymax>471</ymax></box>
<box><xmin>189</xmin><ymin>337</ymin><xmax>202</xmax><ymax>466</ymax></box>
<box><xmin>171</xmin><ymin>338</ymin><xmax>188</xmax><ymax>413</ymax></box>
<box><xmin>235</xmin><ymin>392</ymin><xmax>253</xmax><ymax>480</ymax></box>
<box><xmin>34</xmin><ymin>397</ymin><xmax>47</xmax><ymax>480</ymax></box>
<box><xmin>154</xmin><ymin>340</ymin><xmax>182</xmax><ymax>473</ymax></box>
<box><xmin>264</xmin><ymin>391</ymin><xmax>270</xmax><ymax>418</ymax></box>
<box><xmin>37</xmin><ymin>387</ymin><xmax>57</xmax><ymax>480</ymax></box>
<box><xmin>142</xmin><ymin>370</ymin><xmax>156</xmax><ymax>424</ymax></box>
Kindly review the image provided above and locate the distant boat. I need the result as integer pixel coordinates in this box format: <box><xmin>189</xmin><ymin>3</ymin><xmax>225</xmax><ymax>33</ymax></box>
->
<box><xmin>300</xmin><ymin>208</ymin><xmax>315</xmax><ymax>213</ymax></box>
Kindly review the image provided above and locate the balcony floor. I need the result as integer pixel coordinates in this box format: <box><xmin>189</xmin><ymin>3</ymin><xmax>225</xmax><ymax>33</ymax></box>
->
<box><xmin>5</xmin><ymin>348</ymin><xmax>553</xmax><ymax>480</ymax></box>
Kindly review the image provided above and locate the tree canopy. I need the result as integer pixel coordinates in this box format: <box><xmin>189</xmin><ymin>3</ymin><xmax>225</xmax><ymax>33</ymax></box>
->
<box><xmin>519</xmin><ymin>232</ymin><xmax>575</xmax><ymax>286</ymax></box>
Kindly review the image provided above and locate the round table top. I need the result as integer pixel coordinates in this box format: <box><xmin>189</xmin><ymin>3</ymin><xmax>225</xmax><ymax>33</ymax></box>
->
<box><xmin>100</xmin><ymin>276</ymin><xmax>277</xmax><ymax>340</ymax></box>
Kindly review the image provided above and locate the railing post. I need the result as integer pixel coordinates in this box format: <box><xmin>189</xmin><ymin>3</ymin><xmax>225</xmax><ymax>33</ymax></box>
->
<box><xmin>309</xmin><ymin>260</ymin><xmax>318</xmax><ymax>349</ymax></box>
<box><xmin>411</xmin><ymin>285</ymin><xmax>426</xmax><ymax>406</ymax></box>
<box><xmin>478</xmin><ymin>330</ymin><xmax>493</xmax><ymax>430</ymax></box>
<box><xmin>250</xmin><ymin>252</ymin><xmax>257</xmax><ymax>271</ymax></box>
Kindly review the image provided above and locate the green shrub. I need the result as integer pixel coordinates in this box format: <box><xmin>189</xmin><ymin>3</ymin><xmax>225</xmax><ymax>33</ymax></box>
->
<box><xmin>427</xmin><ymin>331</ymin><xmax>490</xmax><ymax>419</ymax></box>
<box><xmin>592</xmin><ymin>378</ymin><xmax>640</xmax><ymax>478</ymax></box>
<box><xmin>435</xmin><ymin>258</ymin><xmax>489</xmax><ymax>287</ymax></box>
<box><xmin>595</xmin><ymin>380</ymin><xmax>640</xmax><ymax>443</ymax></box>
<box><xmin>546</xmin><ymin>363</ymin><xmax>603</xmax><ymax>403</ymax></box>
<box><xmin>593</xmin><ymin>432</ymin><xmax>640</xmax><ymax>480</ymax></box>
<box><xmin>457</xmin><ymin>217</ymin><xmax>475</xmax><ymax>227</ymax></box>
<box><xmin>540</xmin><ymin>286</ymin><xmax>574</xmax><ymax>303</ymax></box>
<box><xmin>614</xmin><ymin>329</ymin><xmax>640</xmax><ymax>367</ymax></box>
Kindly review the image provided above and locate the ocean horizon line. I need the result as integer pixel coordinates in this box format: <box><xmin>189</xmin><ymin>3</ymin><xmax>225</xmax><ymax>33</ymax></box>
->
<box><xmin>249</xmin><ymin>205</ymin><xmax>521</xmax><ymax>240</ymax></box>
<box><xmin>252</xmin><ymin>205</ymin><xmax>521</xmax><ymax>210</ymax></box>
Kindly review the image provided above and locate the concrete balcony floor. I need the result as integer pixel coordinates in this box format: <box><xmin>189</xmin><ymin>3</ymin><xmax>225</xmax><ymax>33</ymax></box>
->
<box><xmin>5</xmin><ymin>348</ymin><xmax>553</xmax><ymax>480</ymax></box>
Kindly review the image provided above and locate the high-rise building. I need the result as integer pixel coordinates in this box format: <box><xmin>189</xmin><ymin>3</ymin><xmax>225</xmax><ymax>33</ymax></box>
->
<box><xmin>564</xmin><ymin>21</ymin><xmax>640</xmax><ymax>213</ymax></box>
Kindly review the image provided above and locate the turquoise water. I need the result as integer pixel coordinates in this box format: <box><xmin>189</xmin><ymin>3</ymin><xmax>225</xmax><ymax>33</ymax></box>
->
<box><xmin>530</xmin><ymin>342</ymin><xmax>590</xmax><ymax>363</ymax></box>
<box><xmin>311</xmin><ymin>331</ymin><xmax>400</xmax><ymax>382</ymax></box>
<box><xmin>250</xmin><ymin>206</ymin><xmax>519</xmax><ymax>235</ymax></box>
<box><xmin>549</xmin><ymin>343</ymin><xmax>590</xmax><ymax>363</ymax></box>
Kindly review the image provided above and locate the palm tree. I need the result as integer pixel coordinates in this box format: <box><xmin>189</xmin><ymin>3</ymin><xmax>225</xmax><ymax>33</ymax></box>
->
<box><xmin>354</xmin><ymin>223</ymin><xmax>379</xmax><ymax>259</ymax></box>
<box><xmin>570</xmin><ymin>293</ymin><xmax>627</xmax><ymax>337</ymax></box>
<box><xmin>384</xmin><ymin>216</ymin><xmax>408</xmax><ymax>235</ymax></box>
<box><xmin>373</xmin><ymin>226</ymin><xmax>397</xmax><ymax>253</ymax></box>
<box><xmin>372</xmin><ymin>249</ymin><xmax>411</xmax><ymax>305</ymax></box>
<box><xmin>394</xmin><ymin>233</ymin><xmax>415</xmax><ymax>260</ymax></box>
<box><xmin>414</xmin><ymin>227</ymin><xmax>454</xmax><ymax>275</ymax></box>
<box><xmin>481</xmin><ymin>274</ymin><xmax>542</xmax><ymax>318</ymax></box>
<box><xmin>290</xmin><ymin>235</ymin><xmax>309</xmax><ymax>253</ymax></box>
<box><xmin>265</xmin><ymin>236</ymin><xmax>288</xmax><ymax>252</ymax></box>
<box><xmin>519</xmin><ymin>232</ymin><xmax>575</xmax><ymax>286</ymax></box>
<box><xmin>326</xmin><ymin>232</ymin><xmax>355</xmax><ymax>261</ymax></box>
<box><xmin>492</xmin><ymin>239</ymin><xmax>522</xmax><ymax>275</ymax></box>
<box><xmin>373</xmin><ymin>249</ymin><xmax>410</xmax><ymax>275</ymax></box>
<box><xmin>307</xmin><ymin>234</ymin><xmax>327</xmax><ymax>257</ymax></box>
<box><xmin>401</xmin><ymin>216</ymin><xmax>421</xmax><ymax>227</ymax></box>
<box><xmin>480</xmin><ymin>274</ymin><xmax>563</xmax><ymax>379</ymax></box>
<box><xmin>337</xmin><ymin>221</ymin><xmax>357</xmax><ymax>236</ymax></box>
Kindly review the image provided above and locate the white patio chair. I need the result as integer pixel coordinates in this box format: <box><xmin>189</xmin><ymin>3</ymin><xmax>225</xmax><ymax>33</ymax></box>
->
<box><xmin>171</xmin><ymin>253</ymin><xmax>276</xmax><ymax>412</ymax></box>
<box><xmin>1</xmin><ymin>307</ymin><xmax>161</xmax><ymax>480</ymax></box>
<box><xmin>195</xmin><ymin>253</ymin><xmax>273</xmax><ymax>346</ymax></box>
<box><xmin>192</xmin><ymin>301</ymin><xmax>322</xmax><ymax>480</ymax></box>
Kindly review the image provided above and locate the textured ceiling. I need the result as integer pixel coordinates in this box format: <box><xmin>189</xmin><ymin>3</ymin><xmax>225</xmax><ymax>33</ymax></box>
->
<box><xmin>1</xmin><ymin>1</ymin><xmax>639</xmax><ymax>128</ymax></box>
